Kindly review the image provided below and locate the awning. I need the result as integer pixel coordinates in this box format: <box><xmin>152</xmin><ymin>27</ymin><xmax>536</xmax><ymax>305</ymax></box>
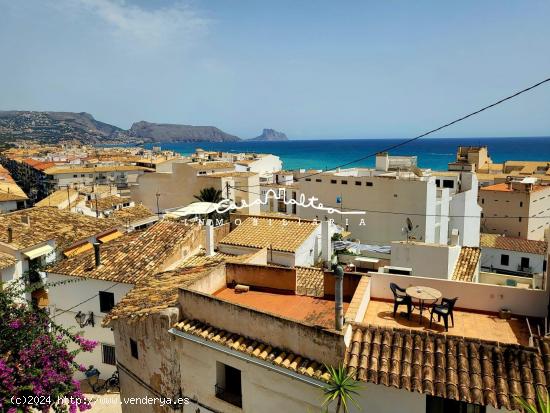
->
<box><xmin>64</xmin><ymin>242</ymin><xmax>93</xmax><ymax>257</ymax></box>
<box><xmin>98</xmin><ymin>230</ymin><xmax>123</xmax><ymax>243</ymax></box>
<box><xmin>24</xmin><ymin>244</ymin><xmax>54</xmax><ymax>260</ymax></box>
<box><xmin>165</xmin><ymin>202</ymin><xmax>222</xmax><ymax>218</ymax></box>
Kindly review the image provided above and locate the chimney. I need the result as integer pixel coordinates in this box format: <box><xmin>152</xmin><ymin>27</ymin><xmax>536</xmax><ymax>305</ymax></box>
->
<box><xmin>205</xmin><ymin>221</ymin><xmax>215</xmax><ymax>256</ymax></box>
<box><xmin>7</xmin><ymin>227</ymin><xmax>13</xmax><ymax>243</ymax></box>
<box><xmin>321</xmin><ymin>220</ymin><xmax>332</xmax><ymax>265</ymax></box>
<box><xmin>93</xmin><ymin>242</ymin><xmax>101</xmax><ymax>267</ymax></box>
<box><xmin>334</xmin><ymin>265</ymin><xmax>344</xmax><ymax>331</ymax></box>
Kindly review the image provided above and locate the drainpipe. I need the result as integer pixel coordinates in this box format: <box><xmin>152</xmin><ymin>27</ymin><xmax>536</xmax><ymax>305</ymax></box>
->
<box><xmin>205</xmin><ymin>222</ymin><xmax>215</xmax><ymax>256</ymax></box>
<box><xmin>335</xmin><ymin>265</ymin><xmax>344</xmax><ymax>331</ymax></box>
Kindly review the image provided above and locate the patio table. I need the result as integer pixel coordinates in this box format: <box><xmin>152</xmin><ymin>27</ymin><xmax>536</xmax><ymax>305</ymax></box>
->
<box><xmin>406</xmin><ymin>286</ymin><xmax>442</xmax><ymax>325</ymax></box>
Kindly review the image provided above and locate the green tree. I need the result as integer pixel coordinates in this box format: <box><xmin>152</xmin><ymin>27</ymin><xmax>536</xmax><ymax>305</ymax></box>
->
<box><xmin>516</xmin><ymin>389</ymin><xmax>550</xmax><ymax>413</ymax></box>
<box><xmin>322</xmin><ymin>364</ymin><xmax>361</xmax><ymax>413</ymax></box>
<box><xmin>194</xmin><ymin>187</ymin><xmax>223</xmax><ymax>203</ymax></box>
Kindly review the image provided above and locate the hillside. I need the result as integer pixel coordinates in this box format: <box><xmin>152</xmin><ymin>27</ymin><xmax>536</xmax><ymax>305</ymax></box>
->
<box><xmin>0</xmin><ymin>111</ymin><xmax>128</xmax><ymax>144</ymax></box>
<box><xmin>0</xmin><ymin>111</ymin><xmax>241</xmax><ymax>144</ymax></box>
<box><xmin>129</xmin><ymin>121</ymin><xmax>241</xmax><ymax>142</ymax></box>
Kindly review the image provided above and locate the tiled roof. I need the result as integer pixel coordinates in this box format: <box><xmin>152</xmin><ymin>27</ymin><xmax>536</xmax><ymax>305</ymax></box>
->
<box><xmin>345</xmin><ymin>324</ymin><xmax>550</xmax><ymax>411</ymax></box>
<box><xmin>480</xmin><ymin>233</ymin><xmax>547</xmax><ymax>256</ymax></box>
<box><xmin>200</xmin><ymin>171</ymin><xmax>257</xmax><ymax>178</ymax></box>
<box><xmin>177</xmin><ymin>250</ymin><xmax>256</xmax><ymax>268</ymax></box>
<box><xmin>295</xmin><ymin>266</ymin><xmax>324</xmax><ymax>297</ymax></box>
<box><xmin>109</xmin><ymin>204</ymin><xmax>157</xmax><ymax>225</ymax></box>
<box><xmin>0</xmin><ymin>207</ymin><xmax>116</xmax><ymax>249</ymax></box>
<box><xmin>0</xmin><ymin>251</ymin><xmax>16</xmax><ymax>270</ymax></box>
<box><xmin>220</xmin><ymin>217</ymin><xmax>318</xmax><ymax>253</ymax></box>
<box><xmin>172</xmin><ymin>319</ymin><xmax>331</xmax><ymax>382</ymax></box>
<box><xmin>480</xmin><ymin>182</ymin><xmax>548</xmax><ymax>193</ymax></box>
<box><xmin>85</xmin><ymin>195</ymin><xmax>131</xmax><ymax>211</ymax></box>
<box><xmin>47</xmin><ymin>220</ymin><xmax>197</xmax><ymax>284</ymax></box>
<box><xmin>187</xmin><ymin>162</ymin><xmax>234</xmax><ymax>171</ymax></box>
<box><xmin>44</xmin><ymin>165</ymin><xmax>151</xmax><ymax>175</ymax></box>
<box><xmin>451</xmin><ymin>247</ymin><xmax>480</xmax><ymax>282</ymax></box>
<box><xmin>103</xmin><ymin>264</ymin><xmax>220</xmax><ymax>325</ymax></box>
<box><xmin>35</xmin><ymin>189</ymin><xmax>78</xmax><ymax>208</ymax></box>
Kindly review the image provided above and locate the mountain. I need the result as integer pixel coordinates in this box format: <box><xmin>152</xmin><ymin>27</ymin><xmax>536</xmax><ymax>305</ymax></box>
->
<box><xmin>0</xmin><ymin>111</ymin><xmax>241</xmax><ymax>144</ymax></box>
<box><xmin>128</xmin><ymin>121</ymin><xmax>241</xmax><ymax>142</ymax></box>
<box><xmin>250</xmin><ymin>128</ymin><xmax>288</xmax><ymax>141</ymax></box>
<box><xmin>0</xmin><ymin>111</ymin><xmax>129</xmax><ymax>144</ymax></box>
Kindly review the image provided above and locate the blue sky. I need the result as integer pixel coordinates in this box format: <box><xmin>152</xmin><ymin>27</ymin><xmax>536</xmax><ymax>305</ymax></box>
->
<box><xmin>0</xmin><ymin>0</ymin><xmax>549</xmax><ymax>139</ymax></box>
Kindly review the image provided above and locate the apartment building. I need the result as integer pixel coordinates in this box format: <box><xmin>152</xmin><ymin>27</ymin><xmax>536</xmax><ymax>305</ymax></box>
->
<box><xmin>44</xmin><ymin>164</ymin><xmax>151</xmax><ymax>189</ymax></box>
<box><xmin>130</xmin><ymin>160</ymin><xmax>261</xmax><ymax>215</ymax></box>
<box><xmin>294</xmin><ymin>153</ymin><xmax>481</xmax><ymax>247</ymax></box>
<box><xmin>479</xmin><ymin>178</ymin><xmax>550</xmax><ymax>240</ymax></box>
<box><xmin>448</xmin><ymin>146</ymin><xmax>493</xmax><ymax>172</ymax></box>
<box><xmin>103</xmin><ymin>250</ymin><xmax>550</xmax><ymax>413</ymax></box>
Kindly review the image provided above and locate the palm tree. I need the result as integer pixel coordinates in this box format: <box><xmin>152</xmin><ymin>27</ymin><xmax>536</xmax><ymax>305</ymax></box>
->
<box><xmin>516</xmin><ymin>389</ymin><xmax>550</xmax><ymax>413</ymax></box>
<box><xmin>322</xmin><ymin>364</ymin><xmax>361</xmax><ymax>413</ymax></box>
<box><xmin>194</xmin><ymin>187</ymin><xmax>223</xmax><ymax>203</ymax></box>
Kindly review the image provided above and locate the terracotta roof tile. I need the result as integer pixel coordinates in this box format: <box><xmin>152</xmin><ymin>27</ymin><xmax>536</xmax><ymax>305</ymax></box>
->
<box><xmin>451</xmin><ymin>247</ymin><xmax>480</xmax><ymax>282</ymax></box>
<box><xmin>0</xmin><ymin>207</ymin><xmax>116</xmax><ymax>249</ymax></box>
<box><xmin>172</xmin><ymin>319</ymin><xmax>330</xmax><ymax>382</ymax></box>
<box><xmin>177</xmin><ymin>250</ymin><xmax>256</xmax><ymax>268</ymax></box>
<box><xmin>85</xmin><ymin>195</ymin><xmax>131</xmax><ymax>211</ymax></box>
<box><xmin>103</xmin><ymin>264</ymin><xmax>220</xmax><ymax>324</ymax></box>
<box><xmin>35</xmin><ymin>189</ymin><xmax>78</xmax><ymax>208</ymax></box>
<box><xmin>220</xmin><ymin>217</ymin><xmax>318</xmax><ymax>253</ymax></box>
<box><xmin>0</xmin><ymin>251</ymin><xmax>16</xmax><ymax>270</ymax></box>
<box><xmin>109</xmin><ymin>204</ymin><xmax>157</xmax><ymax>225</ymax></box>
<box><xmin>44</xmin><ymin>165</ymin><xmax>151</xmax><ymax>175</ymax></box>
<box><xmin>346</xmin><ymin>324</ymin><xmax>550</xmax><ymax>411</ymax></box>
<box><xmin>481</xmin><ymin>233</ymin><xmax>547</xmax><ymax>256</ymax></box>
<box><xmin>296</xmin><ymin>266</ymin><xmax>324</xmax><ymax>297</ymax></box>
<box><xmin>47</xmin><ymin>220</ymin><xmax>197</xmax><ymax>284</ymax></box>
<box><xmin>187</xmin><ymin>162</ymin><xmax>234</xmax><ymax>171</ymax></box>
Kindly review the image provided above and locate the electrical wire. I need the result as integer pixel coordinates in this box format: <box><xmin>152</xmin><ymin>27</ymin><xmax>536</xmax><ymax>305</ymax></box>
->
<box><xmin>54</xmin><ymin>281</ymin><xmax>121</xmax><ymax>317</ymax></box>
<box><xmin>231</xmin><ymin>76</ymin><xmax>550</xmax><ymax>189</ymax></box>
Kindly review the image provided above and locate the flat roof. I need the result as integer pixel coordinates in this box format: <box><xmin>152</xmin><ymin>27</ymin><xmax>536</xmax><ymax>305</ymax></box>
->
<box><xmin>214</xmin><ymin>287</ymin><xmax>349</xmax><ymax>329</ymax></box>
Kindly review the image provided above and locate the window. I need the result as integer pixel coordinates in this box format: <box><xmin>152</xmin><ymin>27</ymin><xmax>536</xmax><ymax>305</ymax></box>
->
<box><xmin>330</xmin><ymin>180</ymin><xmax>337</xmax><ymax>184</ymax></box>
<box><xmin>305</xmin><ymin>178</ymin><xmax>311</xmax><ymax>181</ymax></box>
<box><xmin>355</xmin><ymin>181</ymin><xmax>361</xmax><ymax>186</ymax></box>
<box><xmin>341</xmin><ymin>180</ymin><xmax>348</xmax><ymax>185</ymax></box>
<box><xmin>315</xmin><ymin>179</ymin><xmax>322</xmax><ymax>182</ymax></box>
<box><xmin>520</xmin><ymin>201</ymin><xmax>523</xmax><ymax>207</ymax></box>
<box><xmin>436</xmin><ymin>179</ymin><xmax>441</xmax><ymax>187</ymax></box>
<box><xmin>426</xmin><ymin>396</ymin><xmax>485</xmax><ymax>413</ymax></box>
<box><xmin>443</xmin><ymin>180</ymin><xmax>454</xmax><ymax>188</ymax></box>
<box><xmin>81</xmin><ymin>174</ymin><xmax>85</xmax><ymax>177</ymax></box>
<box><xmin>481</xmin><ymin>198</ymin><xmax>484</xmax><ymax>204</ymax></box>
<box><xmin>73</xmin><ymin>174</ymin><xmax>78</xmax><ymax>178</ymax></box>
<box><xmin>500</xmin><ymin>254</ymin><xmax>510</xmax><ymax>266</ymax></box>
<box><xmin>215</xmin><ymin>362</ymin><xmax>242</xmax><ymax>408</ymax></box>
<box><xmin>521</xmin><ymin>257</ymin><xmax>530</xmax><ymax>269</ymax></box>
<box><xmin>366</xmin><ymin>182</ymin><xmax>373</xmax><ymax>187</ymax></box>
<box><xmin>102</xmin><ymin>344</ymin><xmax>116</xmax><ymax>365</ymax></box>
<box><xmin>519</xmin><ymin>217</ymin><xmax>522</xmax><ymax>222</ymax></box>
<box><xmin>130</xmin><ymin>339</ymin><xmax>138</xmax><ymax>359</ymax></box>
<box><xmin>99</xmin><ymin>291</ymin><xmax>115</xmax><ymax>313</ymax></box>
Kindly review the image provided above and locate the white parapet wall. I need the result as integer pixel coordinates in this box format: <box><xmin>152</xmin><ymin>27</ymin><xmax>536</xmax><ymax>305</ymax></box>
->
<box><xmin>369</xmin><ymin>271</ymin><xmax>549</xmax><ymax>317</ymax></box>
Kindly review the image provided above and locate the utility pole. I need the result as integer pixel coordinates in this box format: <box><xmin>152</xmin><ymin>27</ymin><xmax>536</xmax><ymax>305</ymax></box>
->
<box><xmin>66</xmin><ymin>185</ymin><xmax>71</xmax><ymax>211</ymax></box>
<box><xmin>225</xmin><ymin>181</ymin><xmax>230</xmax><ymax>200</ymax></box>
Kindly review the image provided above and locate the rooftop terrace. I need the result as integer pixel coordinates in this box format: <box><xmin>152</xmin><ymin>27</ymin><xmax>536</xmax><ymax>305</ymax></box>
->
<box><xmin>214</xmin><ymin>286</ymin><xmax>349</xmax><ymax>329</ymax></box>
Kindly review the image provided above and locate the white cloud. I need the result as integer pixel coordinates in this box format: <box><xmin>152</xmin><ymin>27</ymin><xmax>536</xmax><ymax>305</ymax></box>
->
<box><xmin>64</xmin><ymin>0</ymin><xmax>210</xmax><ymax>48</ymax></box>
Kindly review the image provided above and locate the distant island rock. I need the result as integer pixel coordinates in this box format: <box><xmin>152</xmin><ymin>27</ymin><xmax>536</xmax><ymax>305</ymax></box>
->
<box><xmin>0</xmin><ymin>111</ymin><xmax>241</xmax><ymax>144</ymax></box>
<box><xmin>128</xmin><ymin>121</ymin><xmax>240</xmax><ymax>143</ymax></box>
<box><xmin>250</xmin><ymin>128</ymin><xmax>288</xmax><ymax>141</ymax></box>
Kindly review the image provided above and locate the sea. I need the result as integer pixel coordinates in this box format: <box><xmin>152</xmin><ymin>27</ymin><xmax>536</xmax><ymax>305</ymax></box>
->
<box><xmin>143</xmin><ymin>137</ymin><xmax>550</xmax><ymax>171</ymax></box>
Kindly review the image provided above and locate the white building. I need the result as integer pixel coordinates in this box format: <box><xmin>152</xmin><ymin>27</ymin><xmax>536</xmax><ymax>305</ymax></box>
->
<box><xmin>293</xmin><ymin>153</ymin><xmax>481</xmax><ymax>248</ymax></box>
<box><xmin>45</xmin><ymin>220</ymin><xmax>203</xmax><ymax>379</ymax></box>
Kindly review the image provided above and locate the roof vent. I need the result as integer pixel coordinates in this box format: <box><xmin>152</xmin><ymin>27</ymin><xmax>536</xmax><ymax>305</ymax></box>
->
<box><xmin>20</xmin><ymin>216</ymin><xmax>31</xmax><ymax>226</ymax></box>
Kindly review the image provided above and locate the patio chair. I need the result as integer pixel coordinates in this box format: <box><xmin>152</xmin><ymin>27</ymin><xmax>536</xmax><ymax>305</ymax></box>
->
<box><xmin>429</xmin><ymin>297</ymin><xmax>458</xmax><ymax>332</ymax></box>
<box><xmin>389</xmin><ymin>283</ymin><xmax>412</xmax><ymax>319</ymax></box>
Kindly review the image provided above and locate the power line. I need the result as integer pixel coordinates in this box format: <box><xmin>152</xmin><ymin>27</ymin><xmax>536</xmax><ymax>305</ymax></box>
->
<box><xmin>54</xmin><ymin>281</ymin><xmax>121</xmax><ymax>317</ymax></box>
<box><xmin>228</xmin><ymin>184</ymin><xmax>550</xmax><ymax>219</ymax></box>
<box><xmin>233</xmin><ymin>75</ymin><xmax>550</xmax><ymax>189</ymax></box>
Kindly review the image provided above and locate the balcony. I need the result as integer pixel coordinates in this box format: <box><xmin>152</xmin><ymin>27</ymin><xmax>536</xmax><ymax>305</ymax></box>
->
<box><xmin>214</xmin><ymin>384</ymin><xmax>242</xmax><ymax>408</ymax></box>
